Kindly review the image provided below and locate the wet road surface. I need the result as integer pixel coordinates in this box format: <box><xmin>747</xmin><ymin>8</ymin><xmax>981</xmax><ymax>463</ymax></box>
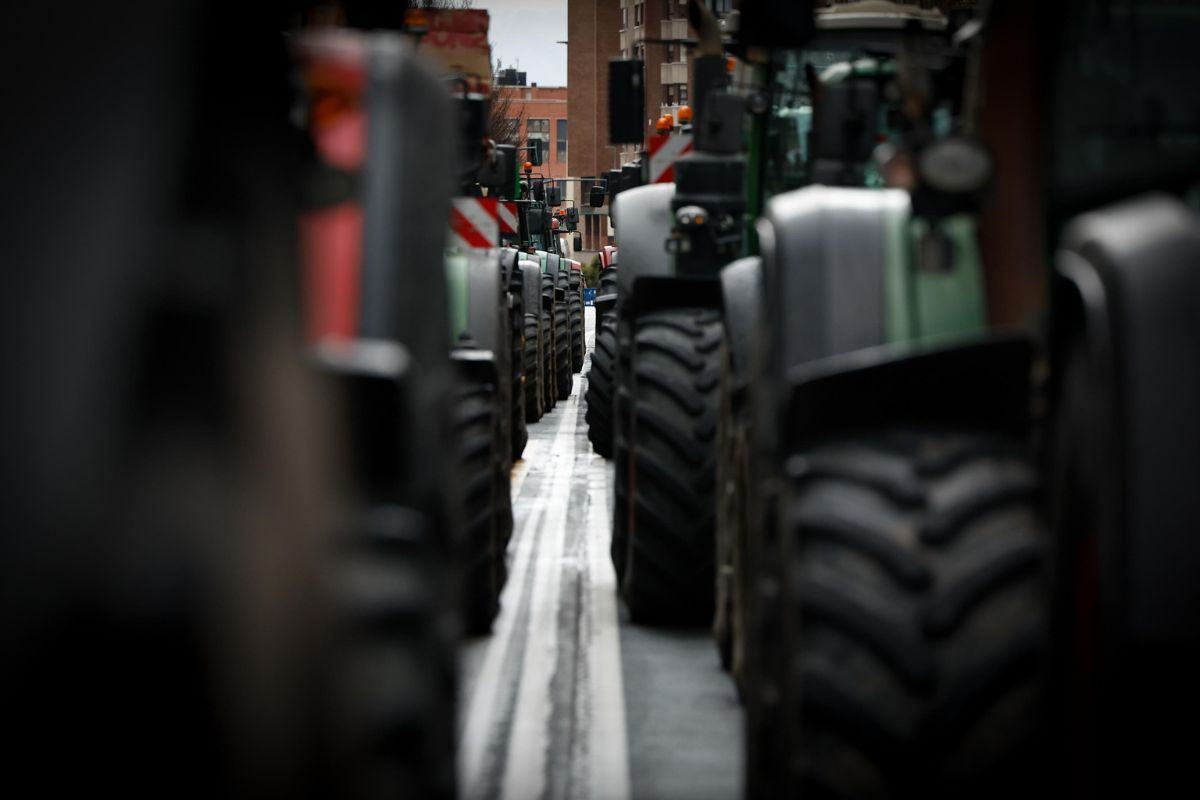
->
<box><xmin>459</xmin><ymin>307</ymin><xmax>742</xmax><ymax>800</ymax></box>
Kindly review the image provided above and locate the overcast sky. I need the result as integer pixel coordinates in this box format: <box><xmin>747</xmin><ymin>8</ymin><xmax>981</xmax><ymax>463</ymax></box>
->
<box><xmin>478</xmin><ymin>0</ymin><xmax>569</xmax><ymax>86</ymax></box>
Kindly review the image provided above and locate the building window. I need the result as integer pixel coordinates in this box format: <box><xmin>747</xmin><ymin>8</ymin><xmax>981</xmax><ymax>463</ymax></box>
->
<box><xmin>556</xmin><ymin>118</ymin><xmax>568</xmax><ymax>162</ymax></box>
<box><xmin>666</xmin><ymin>42</ymin><xmax>677</xmax><ymax>63</ymax></box>
<box><xmin>634</xmin><ymin>2</ymin><xmax>643</xmax><ymax>27</ymax></box>
<box><xmin>679</xmin><ymin>84</ymin><xmax>687</xmax><ymax>104</ymax></box>
<box><xmin>527</xmin><ymin>118</ymin><xmax>549</xmax><ymax>162</ymax></box>
<box><xmin>620</xmin><ymin>7</ymin><xmax>627</xmax><ymax>30</ymax></box>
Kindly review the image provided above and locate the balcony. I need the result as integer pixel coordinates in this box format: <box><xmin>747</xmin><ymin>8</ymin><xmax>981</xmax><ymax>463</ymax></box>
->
<box><xmin>660</xmin><ymin>61</ymin><xmax>687</xmax><ymax>86</ymax></box>
<box><xmin>661</xmin><ymin>17</ymin><xmax>687</xmax><ymax>41</ymax></box>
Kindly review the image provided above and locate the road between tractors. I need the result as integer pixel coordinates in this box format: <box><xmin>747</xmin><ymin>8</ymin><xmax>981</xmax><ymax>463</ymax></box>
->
<box><xmin>459</xmin><ymin>307</ymin><xmax>742</xmax><ymax>800</ymax></box>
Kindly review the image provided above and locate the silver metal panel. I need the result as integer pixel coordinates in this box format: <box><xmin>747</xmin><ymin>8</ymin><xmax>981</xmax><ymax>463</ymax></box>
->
<box><xmin>762</xmin><ymin>186</ymin><xmax>909</xmax><ymax>372</ymax></box>
<box><xmin>613</xmin><ymin>183</ymin><xmax>676</xmax><ymax>291</ymax></box>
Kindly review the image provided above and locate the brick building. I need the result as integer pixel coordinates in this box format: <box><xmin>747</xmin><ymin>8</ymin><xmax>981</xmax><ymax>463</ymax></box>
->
<box><xmin>567</xmin><ymin>0</ymin><xmax>622</xmax><ymax>252</ymax></box>
<box><xmin>497</xmin><ymin>83</ymin><xmax>570</xmax><ymax>181</ymax></box>
<box><xmin>618</xmin><ymin>0</ymin><xmax>701</xmax><ymax>164</ymax></box>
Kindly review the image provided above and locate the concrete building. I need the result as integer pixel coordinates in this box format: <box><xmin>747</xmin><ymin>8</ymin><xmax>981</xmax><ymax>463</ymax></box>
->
<box><xmin>567</xmin><ymin>0</ymin><xmax>622</xmax><ymax>252</ymax></box>
<box><xmin>497</xmin><ymin>84</ymin><xmax>570</xmax><ymax>181</ymax></box>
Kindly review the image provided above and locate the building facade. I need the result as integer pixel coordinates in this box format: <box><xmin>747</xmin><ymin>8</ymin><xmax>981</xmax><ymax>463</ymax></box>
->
<box><xmin>567</xmin><ymin>0</ymin><xmax>622</xmax><ymax>253</ymax></box>
<box><xmin>496</xmin><ymin>84</ymin><xmax>570</xmax><ymax>182</ymax></box>
<box><xmin>618</xmin><ymin>0</ymin><xmax>696</xmax><ymax>164</ymax></box>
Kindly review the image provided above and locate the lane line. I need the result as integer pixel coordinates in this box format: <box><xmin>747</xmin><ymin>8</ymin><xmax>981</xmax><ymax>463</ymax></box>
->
<box><xmin>461</xmin><ymin>305</ymin><xmax>630</xmax><ymax>800</ymax></box>
<box><xmin>500</xmin><ymin>379</ymin><xmax>579</xmax><ymax>799</ymax></box>
<box><xmin>460</xmin><ymin>402</ymin><xmax>573</xmax><ymax>797</ymax></box>
<box><xmin>580</xmin><ymin>321</ymin><xmax>631</xmax><ymax>800</ymax></box>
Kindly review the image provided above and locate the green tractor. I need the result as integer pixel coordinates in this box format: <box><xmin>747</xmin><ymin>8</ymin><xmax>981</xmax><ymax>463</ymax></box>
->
<box><xmin>677</xmin><ymin>0</ymin><xmax>1200</xmax><ymax>796</ymax></box>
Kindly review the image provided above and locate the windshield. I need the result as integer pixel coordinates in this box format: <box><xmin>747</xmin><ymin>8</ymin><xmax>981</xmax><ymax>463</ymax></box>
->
<box><xmin>763</xmin><ymin>48</ymin><xmax>850</xmax><ymax>197</ymax></box>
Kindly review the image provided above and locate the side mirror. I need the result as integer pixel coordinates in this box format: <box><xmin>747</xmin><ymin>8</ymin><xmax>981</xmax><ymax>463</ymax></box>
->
<box><xmin>589</xmin><ymin>184</ymin><xmax>606</xmax><ymax>207</ymax></box>
<box><xmin>532</xmin><ymin>179</ymin><xmax>546</xmax><ymax>202</ymax></box>
<box><xmin>573</xmin><ymin>233</ymin><xmax>583</xmax><ymax>251</ymax></box>
<box><xmin>546</xmin><ymin>184</ymin><xmax>562</xmax><ymax>207</ymax></box>
<box><xmin>477</xmin><ymin>143</ymin><xmax>517</xmax><ymax>194</ymax></box>
<box><xmin>606</xmin><ymin>168</ymin><xmax>622</xmax><ymax>201</ymax></box>
<box><xmin>608</xmin><ymin>59</ymin><xmax>645</xmax><ymax>144</ymax></box>
<box><xmin>526</xmin><ymin>137</ymin><xmax>544</xmax><ymax>166</ymax></box>
<box><xmin>458</xmin><ymin>96</ymin><xmax>488</xmax><ymax>174</ymax></box>
<box><xmin>566</xmin><ymin>206</ymin><xmax>579</xmax><ymax>225</ymax></box>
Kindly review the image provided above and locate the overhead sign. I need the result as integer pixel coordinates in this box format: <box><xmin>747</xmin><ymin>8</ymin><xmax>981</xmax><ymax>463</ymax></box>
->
<box><xmin>647</xmin><ymin>132</ymin><xmax>694</xmax><ymax>183</ymax></box>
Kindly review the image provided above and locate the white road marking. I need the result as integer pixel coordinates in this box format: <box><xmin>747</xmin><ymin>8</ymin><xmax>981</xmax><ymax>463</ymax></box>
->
<box><xmin>584</xmin><ymin>448</ymin><xmax>630</xmax><ymax>800</ymax></box>
<box><xmin>459</xmin><ymin>305</ymin><xmax>629</xmax><ymax>800</ymax></box>
<box><xmin>500</xmin><ymin>382</ymin><xmax>577</xmax><ymax>800</ymax></box>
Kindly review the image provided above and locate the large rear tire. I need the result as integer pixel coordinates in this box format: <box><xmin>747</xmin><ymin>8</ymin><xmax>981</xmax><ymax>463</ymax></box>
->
<box><xmin>569</xmin><ymin>278</ymin><xmax>584</xmax><ymax>373</ymax></box>
<box><xmin>540</xmin><ymin>308</ymin><xmax>556</xmax><ymax>413</ymax></box>
<box><xmin>618</xmin><ymin>307</ymin><xmax>722</xmax><ymax>626</ymax></box>
<box><xmin>585</xmin><ymin>312</ymin><xmax>617</xmax><ymax>458</ymax></box>
<box><xmin>523</xmin><ymin>313</ymin><xmax>543</xmax><ymax>423</ymax></box>
<box><xmin>457</xmin><ymin>380</ymin><xmax>502</xmax><ymax>634</ymax></box>
<box><xmin>510</xmin><ymin>304</ymin><xmax>528</xmax><ymax>459</ymax></box>
<box><xmin>713</xmin><ymin>342</ymin><xmax>748</xmax><ymax>684</ymax></box>
<box><xmin>770</xmin><ymin>430</ymin><xmax>1048</xmax><ymax>797</ymax></box>
<box><xmin>554</xmin><ymin>304</ymin><xmax>572</xmax><ymax>401</ymax></box>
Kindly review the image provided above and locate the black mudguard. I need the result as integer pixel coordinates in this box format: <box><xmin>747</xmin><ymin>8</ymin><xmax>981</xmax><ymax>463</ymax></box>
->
<box><xmin>1052</xmin><ymin>193</ymin><xmax>1200</xmax><ymax>794</ymax></box>
<box><xmin>629</xmin><ymin>276</ymin><xmax>723</xmax><ymax>320</ymax></box>
<box><xmin>781</xmin><ymin>334</ymin><xmax>1035</xmax><ymax>452</ymax></box>
<box><xmin>594</xmin><ymin>293</ymin><xmax>618</xmax><ymax>320</ymax></box>
<box><xmin>719</xmin><ymin>256</ymin><xmax>764</xmax><ymax>390</ymax></box>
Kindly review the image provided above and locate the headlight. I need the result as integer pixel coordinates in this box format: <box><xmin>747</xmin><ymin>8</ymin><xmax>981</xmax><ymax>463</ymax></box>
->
<box><xmin>918</xmin><ymin>137</ymin><xmax>992</xmax><ymax>194</ymax></box>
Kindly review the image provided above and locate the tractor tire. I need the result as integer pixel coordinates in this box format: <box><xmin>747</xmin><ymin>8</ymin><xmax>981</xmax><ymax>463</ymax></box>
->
<box><xmin>773</xmin><ymin>430</ymin><xmax>1048</xmax><ymax>797</ymax></box>
<box><xmin>510</xmin><ymin>307</ymin><xmax>528</xmax><ymax>459</ymax></box>
<box><xmin>618</xmin><ymin>307</ymin><xmax>722</xmax><ymax>626</ymax></box>
<box><xmin>341</xmin><ymin>503</ymin><xmax>457</xmax><ymax>799</ymax></box>
<box><xmin>599</xmin><ymin>266</ymin><xmax>618</xmax><ymax>295</ymax></box>
<box><xmin>585</xmin><ymin>312</ymin><xmax>617</xmax><ymax>458</ymax></box>
<box><xmin>456</xmin><ymin>380</ymin><xmax>502</xmax><ymax>635</ymax></box>
<box><xmin>554</xmin><ymin>304</ymin><xmax>572</xmax><ymax>400</ymax></box>
<box><xmin>569</xmin><ymin>294</ymin><xmax>585</xmax><ymax>373</ymax></box>
<box><xmin>540</xmin><ymin>308</ymin><xmax>556</xmax><ymax>412</ymax></box>
<box><xmin>611</xmin><ymin>320</ymin><xmax>632</xmax><ymax>587</ymax></box>
<box><xmin>713</xmin><ymin>342</ymin><xmax>747</xmax><ymax>681</ymax></box>
<box><xmin>523</xmin><ymin>313</ymin><xmax>543</xmax><ymax>423</ymax></box>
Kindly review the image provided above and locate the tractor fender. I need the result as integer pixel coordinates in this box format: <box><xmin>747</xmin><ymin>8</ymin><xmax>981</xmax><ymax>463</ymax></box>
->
<box><xmin>1054</xmin><ymin>193</ymin><xmax>1200</xmax><ymax>651</ymax></box>
<box><xmin>456</xmin><ymin>249</ymin><xmax>503</xmax><ymax>354</ymax></box>
<box><xmin>497</xmin><ymin>247</ymin><xmax>519</xmax><ymax>292</ymax></box>
<box><xmin>360</xmin><ymin>36</ymin><xmax>454</xmax><ymax>366</ymax></box>
<box><xmin>780</xmin><ymin>334</ymin><xmax>1034</xmax><ymax>453</ymax></box>
<box><xmin>519</xmin><ymin>261</ymin><xmax>541</xmax><ymax>319</ymax></box>
<box><xmin>612</xmin><ymin>182</ymin><xmax>676</xmax><ymax>292</ymax></box>
<box><xmin>450</xmin><ymin>347</ymin><xmax>499</xmax><ymax>386</ymax></box>
<box><xmin>594</xmin><ymin>293</ymin><xmax>617</xmax><ymax>320</ymax></box>
<box><xmin>629</xmin><ymin>276</ymin><xmax>722</xmax><ymax>320</ymax></box>
<box><xmin>719</xmin><ymin>256</ymin><xmax>763</xmax><ymax>389</ymax></box>
<box><xmin>758</xmin><ymin>185</ymin><xmax>909</xmax><ymax>378</ymax></box>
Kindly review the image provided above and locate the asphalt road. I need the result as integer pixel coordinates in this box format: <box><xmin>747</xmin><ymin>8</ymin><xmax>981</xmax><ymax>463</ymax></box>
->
<box><xmin>459</xmin><ymin>306</ymin><xmax>743</xmax><ymax>800</ymax></box>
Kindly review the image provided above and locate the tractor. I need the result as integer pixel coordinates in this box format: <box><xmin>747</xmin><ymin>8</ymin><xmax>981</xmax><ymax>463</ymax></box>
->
<box><xmin>4</xmin><ymin>5</ymin><xmax>459</xmax><ymax>798</ymax></box>
<box><xmin>293</xmin><ymin>22</ymin><xmax>465</xmax><ymax>794</ymax></box>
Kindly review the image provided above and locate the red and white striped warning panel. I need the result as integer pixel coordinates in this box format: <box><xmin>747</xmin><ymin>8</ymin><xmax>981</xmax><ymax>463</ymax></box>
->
<box><xmin>497</xmin><ymin>200</ymin><xmax>518</xmax><ymax>234</ymax></box>
<box><xmin>647</xmin><ymin>132</ymin><xmax>694</xmax><ymax>184</ymax></box>
<box><xmin>449</xmin><ymin>197</ymin><xmax>500</xmax><ymax>250</ymax></box>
